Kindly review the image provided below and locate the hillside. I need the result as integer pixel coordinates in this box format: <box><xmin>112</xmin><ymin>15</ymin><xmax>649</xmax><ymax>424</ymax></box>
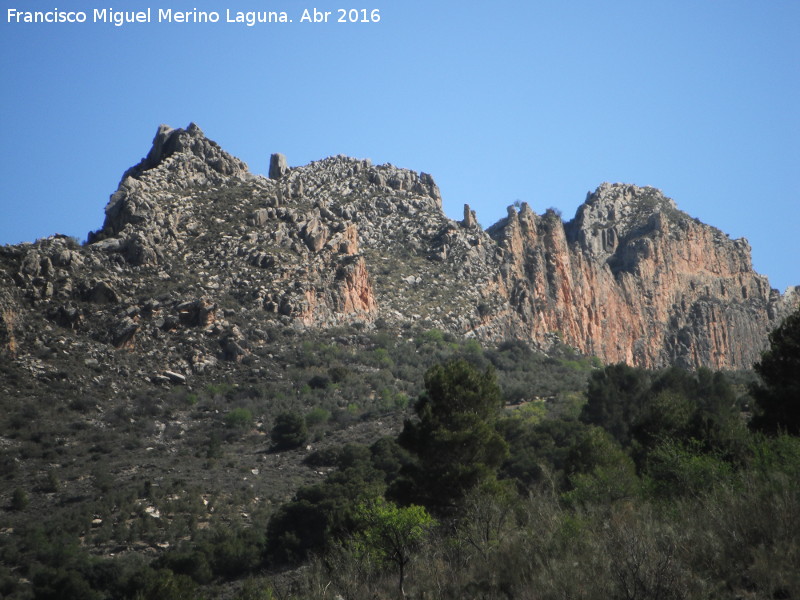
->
<box><xmin>1</xmin><ymin>123</ymin><xmax>798</xmax><ymax>600</ymax></box>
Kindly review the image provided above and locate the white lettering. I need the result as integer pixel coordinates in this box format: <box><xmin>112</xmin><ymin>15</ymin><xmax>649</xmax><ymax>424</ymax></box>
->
<box><xmin>226</xmin><ymin>10</ymin><xmax>288</xmax><ymax>26</ymax></box>
<box><xmin>159</xmin><ymin>8</ymin><xmax>219</xmax><ymax>23</ymax></box>
<box><xmin>8</xmin><ymin>8</ymin><xmax>87</xmax><ymax>23</ymax></box>
<box><xmin>300</xmin><ymin>8</ymin><xmax>332</xmax><ymax>23</ymax></box>
<box><xmin>94</xmin><ymin>8</ymin><xmax>150</xmax><ymax>26</ymax></box>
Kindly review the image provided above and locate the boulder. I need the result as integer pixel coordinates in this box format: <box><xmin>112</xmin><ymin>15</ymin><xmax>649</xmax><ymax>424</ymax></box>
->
<box><xmin>302</xmin><ymin>217</ymin><xmax>328</xmax><ymax>252</ymax></box>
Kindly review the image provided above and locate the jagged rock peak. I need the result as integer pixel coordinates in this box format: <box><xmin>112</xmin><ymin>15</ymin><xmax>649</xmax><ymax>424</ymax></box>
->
<box><xmin>88</xmin><ymin>124</ymin><xmax>253</xmax><ymax>247</ymax></box>
<box><xmin>121</xmin><ymin>123</ymin><xmax>249</xmax><ymax>182</ymax></box>
<box><xmin>576</xmin><ymin>183</ymin><xmax>679</xmax><ymax>227</ymax></box>
<box><xmin>590</xmin><ymin>181</ymin><xmax>674</xmax><ymax>205</ymax></box>
<box><xmin>565</xmin><ymin>183</ymin><xmax>686</xmax><ymax>258</ymax></box>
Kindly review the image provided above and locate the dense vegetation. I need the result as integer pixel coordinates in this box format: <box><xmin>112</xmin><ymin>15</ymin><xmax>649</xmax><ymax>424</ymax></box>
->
<box><xmin>1</xmin><ymin>306</ymin><xmax>799</xmax><ymax>599</ymax></box>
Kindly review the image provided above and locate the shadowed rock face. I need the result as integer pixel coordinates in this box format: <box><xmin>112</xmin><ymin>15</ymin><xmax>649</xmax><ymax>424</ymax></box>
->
<box><xmin>1</xmin><ymin>124</ymin><xmax>795</xmax><ymax>370</ymax></box>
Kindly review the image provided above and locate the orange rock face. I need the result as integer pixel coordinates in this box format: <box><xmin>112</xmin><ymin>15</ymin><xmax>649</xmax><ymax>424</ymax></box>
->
<box><xmin>0</xmin><ymin>306</ymin><xmax>18</xmax><ymax>356</ymax></box>
<box><xmin>294</xmin><ymin>256</ymin><xmax>378</xmax><ymax>326</ymax></box>
<box><xmin>337</xmin><ymin>258</ymin><xmax>377</xmax><ymax>315</ymax></box>
<box><xmin>483</xmin><ymin>184</ymin><xmax>792</xmax><ymax>369</ymax></box>
<box><xmin>340</xmin><ymin>223</ymin><xmax>359</xmax><ymax>256</ymax></box>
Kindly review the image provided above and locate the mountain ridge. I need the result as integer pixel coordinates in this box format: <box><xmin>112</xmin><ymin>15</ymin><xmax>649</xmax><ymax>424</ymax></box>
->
<box><xmin>1</xmin><ymin>123</ymin><xmax>796</xmax><ymax>375</ymax></box>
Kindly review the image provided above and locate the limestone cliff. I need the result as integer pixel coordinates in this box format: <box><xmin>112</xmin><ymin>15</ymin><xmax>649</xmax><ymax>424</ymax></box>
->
<box><xmin>1</xmin><ymin>124</ymin><xmax>795</xmax><ymax>372</ymax></box>
<box><xmin>486</xmin><ymin>184</ymin><xmax>790</xmax><ymax>369</ymax></box>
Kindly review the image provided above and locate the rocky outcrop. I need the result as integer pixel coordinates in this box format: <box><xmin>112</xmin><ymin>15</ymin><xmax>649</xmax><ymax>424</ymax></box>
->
<box><xmin>1</xmin><ymin>124</ymin><xmax>795</xmax><ymax>372</ymax></box>
<box><xmin>269</xmin><ymin>153</ymin><xmax>289</xmax><ymax>180</ymax></box>
<box><xmin>87</xmin><ymin>123</ymin><xmax>252</xmax><ymax>263</ymax></box>
<box><xmin>483</xmin><ymin>184</ymin><xmax>792</xmax><ymax>369</ymax></box>
<box><xmin>335</xmin><ymin>257</ymin><xmax>377</xmax><ymax>316</ymax></box>
<box><xmin>123</xmin><ymin>122</ymin><xmax>249</xmax><ymax>182</ymax></box>
<box><xmin>462</xmin><ymin>204</ymin><xmax>478</xmax><ymax>229</ymax></box>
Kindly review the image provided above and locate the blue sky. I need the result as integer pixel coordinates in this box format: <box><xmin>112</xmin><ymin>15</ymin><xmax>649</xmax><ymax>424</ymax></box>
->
<box><xmin>1</xmin><ymin>0</ymin><xmax>798</xmax><ymax>290</ymax></box>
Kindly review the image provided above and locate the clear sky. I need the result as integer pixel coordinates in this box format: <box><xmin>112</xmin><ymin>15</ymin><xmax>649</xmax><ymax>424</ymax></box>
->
<box><xmin>1</xmin><ymin>0</ymin><xmax>798</xmax><ymax>291</ymax></box>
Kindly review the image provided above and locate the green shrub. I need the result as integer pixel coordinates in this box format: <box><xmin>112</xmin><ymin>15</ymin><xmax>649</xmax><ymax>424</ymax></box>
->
<box><xmin>645</xmin><ymin>439</ymin><xmax>734</xmax><ymax>498</ymax></box>
<box><xmin>126</xmin><ymin>567</ymin><xmax>200</xmax><ymax>600</ymax></box>
<box><xmin>235</xmin><ymin>577</ymin><xmax>278</xmax><ymax>600</ymax></box>
<box><xmin>305</xmin><ymin>407</ymin><xmax>331</xmax><ymax>428</ymax></box>
<box><xmin>270</xmin><ymin>412</ymin><xmax>308</xmax><ymax>451</ymax></box>
<box><xmin>563</xmin><ymin>426</ymin><xmax>640</xmax><ymax>506</ymax></box>
<box><xmin>224</xmin><ymin>408</ymin><xmax>253</xmax><ymax>429</ymax></box>
<box><xmin>31</xmin><ymin>566</ymin><xmax>104</xmax><ymax>600</ymax></box>
<box><xmin>205</xmin><ymin>382</ymin><xmax>236</xmax><ymax>399</ymax></box>
<box><xmin>417</xmin><ymin>329</ymin><xmax>445</xmax><ymax>345</ymax></box>
<box><xmin>11</xmin><ymin>487</ymin><xmax>28</xmax><ymax>510</ymax></box>
<box><xmin>307</xmin><ymin>374</ymin><xmax>330</xmax><ymax>390</ymax></box>
<box><xmin>38</xmin><ymin>471</ymin><xmax>61</xmax><ymax>493</ymax></box>
<box><xmin>265</xmin><ymin>455</ymin><xmax>386</xmax><ymax>566</ymax></box>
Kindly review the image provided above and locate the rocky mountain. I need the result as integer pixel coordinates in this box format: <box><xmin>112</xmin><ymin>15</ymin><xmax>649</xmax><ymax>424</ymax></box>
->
<box><xmin>1</xmin><ymin>123</ymin><xmax>796</xmax><ymax>378</ymax></box>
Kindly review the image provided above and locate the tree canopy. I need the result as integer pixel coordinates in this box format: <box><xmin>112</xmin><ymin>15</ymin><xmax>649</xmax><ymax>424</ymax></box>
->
<box><xmin>750</xmin><ymin>305</ymin><xmax>800</xmax><ymax>434</ymax></box>
<box><xmin>390</xmin><ymin>360</ymin><xmax>509</xmax><ymax>513</ymax></box>
<box><xmin>351</xmin><ymin>498</ymin><xmax>436</xmax><ymax>597</ymax></box>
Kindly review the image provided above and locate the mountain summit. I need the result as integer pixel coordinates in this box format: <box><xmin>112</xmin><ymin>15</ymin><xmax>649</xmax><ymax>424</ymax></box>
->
<box><xmin>1</xmin><ymin>124</ymin><xmax>796</xmax><ymax>371</ymax></box>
